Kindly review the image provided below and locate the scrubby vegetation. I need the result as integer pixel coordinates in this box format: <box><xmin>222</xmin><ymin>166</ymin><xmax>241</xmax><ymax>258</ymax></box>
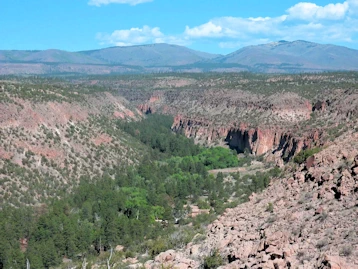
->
<box><xmin>0</xmin><ymin>114</ymin><xmax>280</xmax><ymax>268</ymax></box>
<box><xmin>203</xmin><ymin>249</ymin><xmax>224</xmax><ymax>269</ymax></box>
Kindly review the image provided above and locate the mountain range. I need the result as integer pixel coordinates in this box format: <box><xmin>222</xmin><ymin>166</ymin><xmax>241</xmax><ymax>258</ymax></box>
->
<box><xmin>1</xmin><ymin>40</ymin><xmax>358</xmax><ymax>74</ymax></box>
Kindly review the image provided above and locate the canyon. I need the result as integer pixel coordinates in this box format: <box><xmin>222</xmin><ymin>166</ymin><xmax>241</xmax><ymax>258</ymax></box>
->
<box><xmin>119</xmin><ymin>73</ymin><xmax>358</xmax><ymax>268</ymax></box>
<box><xmin>0</xmin><ymin>73</ymin><xmax>358</xmax><ymax>268</ymax></box>
<box><xmin>129</xmin><ymin>74</ymin><xmax>357</xmax><ymax>165</ymax></box>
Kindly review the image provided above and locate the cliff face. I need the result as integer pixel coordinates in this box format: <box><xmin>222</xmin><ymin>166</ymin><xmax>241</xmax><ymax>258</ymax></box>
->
<box><xmin>171</xmin><ymin>114</ymin><xmax>322</xmax><ymax>161</ymax></box>
<box><xmin>225</xmin><ymin>127</ymin><xmax>322</xmax><ymax>158</ymax></box>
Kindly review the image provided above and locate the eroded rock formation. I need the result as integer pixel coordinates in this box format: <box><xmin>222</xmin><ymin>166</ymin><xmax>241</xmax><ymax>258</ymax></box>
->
<box><xmin>171</xmin><ymin>114</ymin><xmax>323</xmax><ymax>160</ymax></box>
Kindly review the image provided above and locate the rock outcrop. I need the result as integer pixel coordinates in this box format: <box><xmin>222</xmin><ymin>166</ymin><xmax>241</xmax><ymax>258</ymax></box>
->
<box><xmin>172</xmin><ymin>114</ymin><xmax>323</xmax><ymax>160</ymax></box>
<box><xmin>145</xmin><ymin>131</ymin><xmax>358</xmax><ymax>269</ymax></box>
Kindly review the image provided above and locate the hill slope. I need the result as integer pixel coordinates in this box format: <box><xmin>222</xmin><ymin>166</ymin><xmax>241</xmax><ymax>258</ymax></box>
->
<box><xmin>0</xmin><ymin>44</ymin><xmax>219</xmax><ymax>67</ymax></box>
<box><xmin>213</xmin><ymin>40</ymin><xmax>358</xmax><ymax>72</ymax></box>
<box><xmin>0</xmin><ymin>78</ymin><xmax>144</xmax><ymax>206</ymax></box>
<box><xmin>1</xmin><ymin>41</ymin><xmax>358</xmax><ymax>74</ymax></box>
<box><xmin>0</xmin><ymin>49</ymin><xmax>105</xmax><ymax>64</ymax></box>
<box><xmin>80</xmin><ymin>43</ymin><xmax>220</xmax><ymax>66</ymax></box>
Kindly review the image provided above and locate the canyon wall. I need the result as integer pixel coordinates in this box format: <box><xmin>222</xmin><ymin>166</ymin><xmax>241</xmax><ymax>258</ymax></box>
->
<box><xmin>131</xmin><ymin>75</ymin><xmax>358</xmax><ymax>162</ymax></box>
<box><xmin>171</xmin><ymin>114</ymin><xmax>322</xmax><ymax>161</ymax></box>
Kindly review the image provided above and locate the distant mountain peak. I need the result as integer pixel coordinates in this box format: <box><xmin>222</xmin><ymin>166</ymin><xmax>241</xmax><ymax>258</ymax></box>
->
<box><xmin>1</xmin><ymin>40</ymin><xmax>358</xmax><ymax>74</ymax></box>
<box><xmin>265</xmin><ymin>40</ymin><xmax>318</xmax><ymax>46</ymax></box>
<box><xmin>212</xmin><ymin>40</ymin><xmax>358</xmax><ymax>72</ymax></box>
<box><xmin>265</xmin><ymin>40</ymin><xmax>314</xmax><ymax>47</ymax></box>
<box><xmin>265</xmin><ymin>40</ymin><xmax>289</xmax><ymax>47</ymax></box>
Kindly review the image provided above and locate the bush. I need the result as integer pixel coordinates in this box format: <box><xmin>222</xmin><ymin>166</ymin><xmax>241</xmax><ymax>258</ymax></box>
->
<box><xmin>293</xmin><ymin>147</ymin><xmax>322</xmax><ymax>164</ymax></box>
<box><xmin>197</xmin><ymin>199</ymin><xmax>210</xmax><ymax>209</ymax></box>
<box><xmin>266</xmin><ymin>215</ymin><xmax>277</xmax><ymax>223</ymax></box>
<box><xmin>147</xmin><ymin>238</ymin><xmax>167</xmax><ymax>257</ymax></box>
<box><xmin>203</xmin><ymin>249</ymin><xmax>224</xmax><ymax>269</ymax></box>
<box><xmin>266</xmin><ymin>202</ymin><xmax>274</xmax><ymax>213</ymax></box>
<box><xmin>316</xmin><ymin>239</ymin><xmax>328</xmax><ymax>249</ymax></box>
<box><xmin>339</xmin><ymin>245</ymin><xmax>352</xmax><ymax>257</ymax></box>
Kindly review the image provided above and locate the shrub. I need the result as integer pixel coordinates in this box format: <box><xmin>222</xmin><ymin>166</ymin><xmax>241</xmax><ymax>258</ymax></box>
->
<box><xmin>125</xmin><ymin>250</ymin><xmax>135</xmax><ymax>258</ymax></box>
<box><xmin>266</xmin><ymin>215</ymin><xmax>277</xmax><ymax>223</ymax></box>
<box><xmin>316</xmin><ymin>239</ymin><xmax>328</xmax><ymax>249</ymax></box>
<box><xmin>266</xmin><ymin>202</ymin><xmax>274</xmax><ymax>213</ymax></box>
<box><xmin>339</xmin><ymin>245</ymin><xmax>352</xmax><ymax>257</ymax></box>
<box><xmin>197</xmin><ymin>199</ymin><xmax>211</xmax><ymax>209</ymax></box>
<box><xmin>203</xmin><ymin>249</ymin><xmax>224</xmax><ymax>269</ymax></box>
<box><xmin>293</xmin><ymin>147</ymin><xmax>322</xmax><ymax>164</ymax></box>
<box><xmin>318</xmin><ymin>212</ymin><xmax>328</xmax><ymax>222</ymax></box>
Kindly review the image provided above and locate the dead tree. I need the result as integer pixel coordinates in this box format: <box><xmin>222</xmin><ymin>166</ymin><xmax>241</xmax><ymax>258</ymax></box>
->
<box><xmin>107</xmin><ymin>245</ymin><xmax>113</xmax><ymax>269</ymax></box>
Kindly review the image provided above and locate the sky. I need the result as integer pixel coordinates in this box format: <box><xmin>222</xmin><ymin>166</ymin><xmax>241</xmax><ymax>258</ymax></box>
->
<box><xmin>1</xmin><ymin>0</ymin><xmax>358</xmax><ymax>54</ymax></box>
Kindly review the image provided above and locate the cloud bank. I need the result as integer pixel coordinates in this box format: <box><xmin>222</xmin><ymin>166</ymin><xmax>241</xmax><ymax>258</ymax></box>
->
<box><xmin>97</xmin><ymin>0</ymin><xmax>358</xmax><ymax>50</ymax></box>
<box><xmin>97</xmin><ymin>26</ymin><xmax>163</xmax><ymax>46</ymax></box>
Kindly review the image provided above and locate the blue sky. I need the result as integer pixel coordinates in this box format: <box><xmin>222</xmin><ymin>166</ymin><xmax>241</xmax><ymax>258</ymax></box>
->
<box><xmin>1</xmin><ymin>0</ymin><xmax>358</xmax><ymax>54</ymax></box>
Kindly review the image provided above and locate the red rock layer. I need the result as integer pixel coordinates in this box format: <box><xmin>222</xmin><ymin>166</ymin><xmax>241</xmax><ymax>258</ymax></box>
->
<box><xmin>172</xmin><ymin>115</ymin><xmax>322</xmax><ymax>159</ymax></box>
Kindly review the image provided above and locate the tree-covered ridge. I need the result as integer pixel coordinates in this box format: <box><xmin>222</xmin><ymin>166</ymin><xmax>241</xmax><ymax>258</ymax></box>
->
<box><xmin>0</xmin><ymin>115</ymin><xmax>279</xmax><ymax>268</ymax></box>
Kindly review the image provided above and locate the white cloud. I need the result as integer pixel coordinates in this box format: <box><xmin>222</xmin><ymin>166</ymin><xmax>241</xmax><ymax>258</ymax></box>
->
<box><xmin>97</xmin><ymin>25</ymin><xmax>188</xmax><ymax>46</ymax></box>
<box><xmin>89</xmin><ymin>0</ymin><xmax>152</xmax><ymax>6</ymax></box>
<box><xmin>154</xmin><ymin>36</ymin><xmax>189</xmax><ymax>46</ymax></box>
<box><xmin>184</xmin><ymin>16</ymin><xmax>287</xmax><ymax>39</ymax></box>
<box><xmin>96</xmin><ymin>0</ymin><xmax>358</xmax><ymax>52</ymax></box>
<box><xmin>185</xmin><ymin>22</ymin><xmax>223</xmax><ymax>38</ymax></box>
<box><xmin>97</xmin><ymin>26</ymin><xmax>163</xmax><ymax>46</ymax></box>
<box><xmin>287</xmin><ymin>2</ymin><xmax>349</xmax><ymax>20</ymax></box>
<box><xmin>347</xmin><ymin>0</ymin><xmax>358</xmax><ymax>14</ymax></box>
<box><xmin>179</xmin><ymin>0</ymin><xmax>358</xmax><ymax>48</ymax></box>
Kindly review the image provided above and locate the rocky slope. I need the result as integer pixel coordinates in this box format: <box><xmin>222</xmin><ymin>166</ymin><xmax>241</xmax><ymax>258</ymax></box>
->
<box><xmin>144</xmin><ymin>130</ymin><xmax>358</xmax><ymax>269</ymax></box>
<box><xmin>0</xmin><ymin>78</ymin><xmax>143</xmax><ymax>207</ymax></box>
